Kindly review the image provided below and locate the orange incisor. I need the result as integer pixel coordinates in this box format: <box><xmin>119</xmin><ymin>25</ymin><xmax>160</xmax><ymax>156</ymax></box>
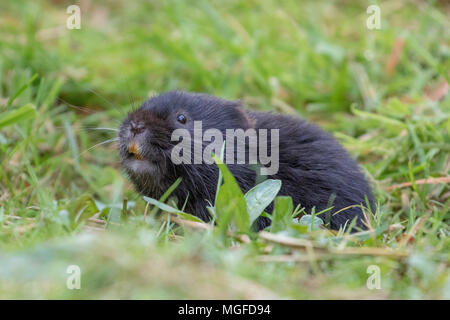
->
<box><xmin>129</xmin><ymin>143</ymin><xmax>143</xmax><ymax>160</ymax></box>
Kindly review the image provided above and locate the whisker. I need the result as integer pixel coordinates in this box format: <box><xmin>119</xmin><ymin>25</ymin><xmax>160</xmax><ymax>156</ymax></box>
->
<box><xmin>57</xmin><ymin>97</ymin><xmax>97</xmax><ymax>115</ymax></box>
<box><xmin>55</xmin><ymin>126</ymin><xmax>119</xmax><ymax>132</ymax></box>
<box><xmin>76</xmin><ymin>137</ymin><xmax>119</xmax><ymax>159</ymax></box>
<box><xmin>87</xmin><ymin>88</ymin><xmax>126</xmax><ymax>117</ymax></box>
<box><xmin>125</xmin><ymin>82</ymin><xmax>138</xmax><ymax>111</ymax></box>
<box><xmin>85</xmin><ymin>127</ymin><xmax>119</xmax><ymax>132</ymax></box>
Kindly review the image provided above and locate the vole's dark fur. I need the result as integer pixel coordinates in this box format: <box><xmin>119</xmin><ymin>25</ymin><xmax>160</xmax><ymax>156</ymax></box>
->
<box><xmin>118</xmin><ymin>91</ymin><xmax>374</xmax><ymax>231</ymax></box>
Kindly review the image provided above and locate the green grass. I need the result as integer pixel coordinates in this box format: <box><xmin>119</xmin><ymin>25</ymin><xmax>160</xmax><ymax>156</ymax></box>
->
<box><xmin>0</xmin><ymin>0</ymin><xmax>449</xmax><ymax>299</ymax></box>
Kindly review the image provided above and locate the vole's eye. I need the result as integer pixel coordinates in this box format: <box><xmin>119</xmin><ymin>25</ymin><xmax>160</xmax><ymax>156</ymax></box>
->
<box><xmin>177</xmin><ymin>114</ymin><xmax>187</xmax><ymax>124</ymax></box>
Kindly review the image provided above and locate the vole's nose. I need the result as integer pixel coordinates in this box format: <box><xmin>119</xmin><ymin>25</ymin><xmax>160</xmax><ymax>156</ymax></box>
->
<box><xmin>130</xmin><ymin>121</ymin><xmax>145</xmax><ymax>136</ymax></box>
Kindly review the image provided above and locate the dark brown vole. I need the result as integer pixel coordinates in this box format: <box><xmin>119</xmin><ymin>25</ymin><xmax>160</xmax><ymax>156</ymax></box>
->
<box><xmin>118</xmin><ymin>91</ymin><xmax>374</xmax><ymax>231</ymax></box>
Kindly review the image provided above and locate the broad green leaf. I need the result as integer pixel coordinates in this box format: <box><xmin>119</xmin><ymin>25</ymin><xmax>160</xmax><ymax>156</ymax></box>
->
<box><xmin>297</xmin><ymin>214</ymin><xmax>324</xmax><ymax>231</ymax></box>
<box><xmin>270</xmin><ymin>196</ymin><xmax>293</xmax><ymax>233</ymax></box>
<box><xmin>0</xmin><ymin>104</ymin><xmax>36</xmax><ymax>129</ymax></box>
<box><xmin>213</xmin><ymin>155</ymin><xmax>250</xmax><ymax>235</ymax></box>
<box><xmin>289</xmin><ymin>223</ymin><xmax>309</xmax><ymax>234</ymax></box>
<box><xmin>245</xmin><ymin>179</ymin><xmax>281</xmax><ymax>224</ymax></box>
<box><xmin>143</xmin><ymin>196</ymin><xmax>203</xmax><ymax>222</ymax></box>
<box><xmin>213</xmin><ymin>141</ymin><xmax>226</xmax><ymax>205</ymax></box>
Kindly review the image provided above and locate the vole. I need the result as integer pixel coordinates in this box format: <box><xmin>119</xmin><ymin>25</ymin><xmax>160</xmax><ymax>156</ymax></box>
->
<box><xmin>118</xmin><ymin>91</ymin><xmax>374</xmax><ymax>231</ymax></box>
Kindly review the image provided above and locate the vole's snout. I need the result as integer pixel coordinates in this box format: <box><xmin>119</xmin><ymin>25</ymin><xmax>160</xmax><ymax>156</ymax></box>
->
<box><xmin>119</xmin><ymin>119</ymin><xmax>147</xmax><ymax>161</ymax></box>
<box><xmin>128</xmin><ymin>142</ymin><xmax>144</xmax><ymax>160</ymax></box>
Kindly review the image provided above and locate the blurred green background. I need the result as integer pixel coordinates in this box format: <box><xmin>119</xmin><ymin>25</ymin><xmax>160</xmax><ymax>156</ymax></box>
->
<box><xmin>0</xmin><ymin>0</ymin><xmax>448</xmax><ymax>299</ymax></box>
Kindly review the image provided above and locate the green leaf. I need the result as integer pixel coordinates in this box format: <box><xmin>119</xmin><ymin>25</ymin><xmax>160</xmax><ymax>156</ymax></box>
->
<box><xmin>245</xmin><ymin>179</ymin><xmax>281</xmax><ymax>224</ymax></box>
<box><xmin>297</xmin><ymin>214</ymin><xmax>324</xmax><ymax>231</ymax></box>
<box><xmin>149</xmin><ymin>177</ymin><xmax>182</xmax><ymax>216</ymax></box>
<box><xmin>70</xmin><ymin>194</ymin><xmax>100</xmax><ymax>225</ymax></box>
<box><xmin>0</xmin><ymin>103</ymin><xmax>36</xmax><ymax>129</ymax></box>
<box><xmin>213</xmin><ymin>141</ymin><xmax>226</xmax><ymax>206</ymax></box>
<box><xmin>381</xmin><ymin>98</ymin><xmax>411</xmax><ymax>119</ymax></box>
<box><xmin>351</xmin><ymin>104</ymin><xmax>406</xmax><ymax>133</ymax></box>
<box><xmin>270</xmin><ymin>196</ymin><xmax>293</xmax><ymax>233</ymax></box>
<box><xmin>7</xmin><ymin>73</ymin><xmax>38</xmax><ymax>106</ymax></box>
<box><xmin>213</xmin><ymin>155</ymin><xmax>250</xmax><ymax>235</ymax></box>
<box><xmin>143</xmin><ymin>196</ymin><xmax>203</xmax><ymax>222</ymax></box>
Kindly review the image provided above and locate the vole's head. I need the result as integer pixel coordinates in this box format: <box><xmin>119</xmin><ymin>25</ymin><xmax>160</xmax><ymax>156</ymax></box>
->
<box><xmin>118</xmin><ymin>91</ymin><xmax>252</xmax><ymax>195</ymax></box>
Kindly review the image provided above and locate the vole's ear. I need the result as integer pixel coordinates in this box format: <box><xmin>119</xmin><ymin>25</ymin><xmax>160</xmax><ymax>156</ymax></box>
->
<box><xmin>235</xmin><ymin>99</ymin><xmax>256</xmax><ymax>129</ymax></box>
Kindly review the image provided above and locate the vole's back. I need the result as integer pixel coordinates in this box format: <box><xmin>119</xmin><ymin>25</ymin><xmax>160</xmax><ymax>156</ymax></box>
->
<box><xmin>249</xmin><ymin>111</ymin><xmax>374</xmax><ymax>230</ymax></box>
